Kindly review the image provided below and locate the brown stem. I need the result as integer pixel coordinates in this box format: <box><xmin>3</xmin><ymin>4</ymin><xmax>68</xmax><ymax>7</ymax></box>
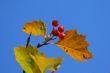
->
<box><xmin>26</xmin><ymin>33</ymin><xmax>31</xmax><ymax>48</ymax></box>
<box><xmin>37</xmin><ymin>35</ymin><xmax>56</xmax><ymax>48</ymax></box>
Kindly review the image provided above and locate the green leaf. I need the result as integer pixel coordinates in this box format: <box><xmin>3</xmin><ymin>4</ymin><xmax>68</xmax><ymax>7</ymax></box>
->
<box><xmin>14</xmin><ymin>45</ymin><xmax>63</xmax><ymax>73</ymax></box>
<box><xmin>14</xmin><ymin>45</ymin><xmax>41</xmax><ymax>73</ymax></box>
<box><xmin>22</xmin><ymin>20</ymin><xmax>46</xmax><ymax>37</ymax></box>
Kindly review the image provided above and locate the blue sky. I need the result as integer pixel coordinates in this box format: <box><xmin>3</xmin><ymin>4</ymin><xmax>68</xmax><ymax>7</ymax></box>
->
<box><xmin>0</xmin><ymin>0</ymin><xmax>110</xmax><ymax>73</ymax></box>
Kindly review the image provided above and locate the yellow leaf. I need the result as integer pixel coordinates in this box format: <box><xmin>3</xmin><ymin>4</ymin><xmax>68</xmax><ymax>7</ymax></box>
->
<box><xmin>56</xmin><ymin>30</ymin><xmax>93</xmax><ymax>61</ymax></box>
<box><xmin>14</xmin><ymin>45</ymin><xmax>63</xmax><ymax>73</ymax></box>
<box><xmin>22</xmin><ymin>20</ymin><xmax>46</xmax><ymax>37</ymax></box>
<box><xmin>14</xmin><ymin>45</ymin><xmax>41</xmax><ymax>73</ymax></box>
<box><xmin>31</xmin><ymin>54</ymin><xmax>63</xmax><ymax>73</ymax></box>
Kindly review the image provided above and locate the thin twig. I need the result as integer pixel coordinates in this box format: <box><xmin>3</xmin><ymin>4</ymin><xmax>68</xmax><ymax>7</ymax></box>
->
<box><xmin>37</xmin><ymin>35</ymin><xmax>57</xmax><ymax>48</ymax></box>
<box><xmin>26</xmin><ymin>33</ymin><xmax>31</xmax><ymax>48</ymax></box>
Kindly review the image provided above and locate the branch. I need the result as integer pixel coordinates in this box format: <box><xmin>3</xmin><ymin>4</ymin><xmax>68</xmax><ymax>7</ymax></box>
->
<box><xmin>26</xmin><ymin>33</ymin><xmax>31</xmax><ymax>48</ymax></box>
<box><xmin>37</xmin><ymin>35</ymin><xmax>57</xmax><ymax>48</ymax></box>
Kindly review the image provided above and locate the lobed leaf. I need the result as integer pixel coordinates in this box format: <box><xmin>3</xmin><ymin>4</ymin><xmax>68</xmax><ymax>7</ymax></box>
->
<box><xmin>55</xmin><ymin>29</ymin><xmax>93</xmax><ymax>61</ymax></box>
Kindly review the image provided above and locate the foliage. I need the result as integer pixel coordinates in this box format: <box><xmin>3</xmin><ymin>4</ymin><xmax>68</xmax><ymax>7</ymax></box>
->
<box><xmin>14</xmin><ymin>45</ymin><xmax>63</xmax><ymax>73</ymax></box>
<box><xmin>22</xmin><ymin>20</ymin><xmax>46</xmax><ymax>37</ymax></box>
<box><xmin>14</xmin><ymin>20</ymin><xmax>93</xmax><ymax>73</ymax></box>
<box><xmin>56</xmin><ymin>30</ymin><xmax>92</xmax><ymax>61</ymax></box>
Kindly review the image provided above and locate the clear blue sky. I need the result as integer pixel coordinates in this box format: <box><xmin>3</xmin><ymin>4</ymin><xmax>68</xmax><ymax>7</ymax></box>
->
<box><xmin>0</xmin><ymin>0</ymin><xmax>110</xmax><ymax>73</ymax></box>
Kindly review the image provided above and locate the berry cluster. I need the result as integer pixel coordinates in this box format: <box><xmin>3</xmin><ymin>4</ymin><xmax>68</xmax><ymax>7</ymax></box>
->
<box><xmin>51</xmin><ymin>20</ymin><xmax>65</xmax><ymax>40</ymax></box>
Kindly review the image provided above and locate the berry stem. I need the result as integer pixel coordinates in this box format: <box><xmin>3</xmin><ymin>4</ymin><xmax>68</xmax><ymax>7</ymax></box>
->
<box><xmin>37</xmin><ymin>35</ymin><xmax>57</xmax><ymax>48</ymax></box>
<box><xmin>36</xmin><ymin>25</ymin><xmax>58</xmax><ymax>48</ymax></box>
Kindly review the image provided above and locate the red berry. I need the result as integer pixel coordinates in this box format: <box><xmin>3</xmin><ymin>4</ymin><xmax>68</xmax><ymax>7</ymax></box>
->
<box><xmin>52</xmin><ymin>20</ymin><xmax>58</xmax><ymax>26</ymax></box>
<box><xmin>52</xmin><ymin>29</ymin><xmax>59</xmax><ymax>36</ymax></box>
<box><xmin>58</xmin><ymin>33</ymin><xmax>65</xmax><ymax>40</ymax></box>
<box><xmin>58</xmin><ymin>26</ymin><xmax>64</xmax><ymax>33</ymax></box>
